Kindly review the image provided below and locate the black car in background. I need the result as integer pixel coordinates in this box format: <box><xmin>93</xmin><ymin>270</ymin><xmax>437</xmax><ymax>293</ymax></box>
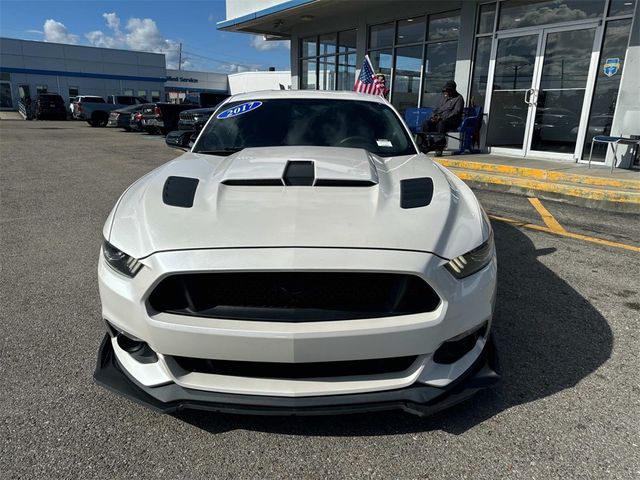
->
<box><xmin>178</xmin><ymin>106</ymin><xmax>217</xmax><ymax>138</ymax></box>
<box><xmin>141</xmin><ymin>103</ymin><xmax>200</xmax><ymax>135</ymax></box>
<box><xmin>33</xmin><ymin>94</ymin><xmax>67</xmax><ymax>120</ymax></box>
<box><xmin>107</xmin><ymin>104</ymin><xmax>147</xmax><ymax>131</ymax></box>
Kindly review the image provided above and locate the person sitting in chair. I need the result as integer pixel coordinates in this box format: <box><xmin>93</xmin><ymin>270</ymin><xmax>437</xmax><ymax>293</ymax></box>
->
<box><xmin>420</xmin><ymin>80</ymin><xmax>464</xmax><ymax>156</ymax></box>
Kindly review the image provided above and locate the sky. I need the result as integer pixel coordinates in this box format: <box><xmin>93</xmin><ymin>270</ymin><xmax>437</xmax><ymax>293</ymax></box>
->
<box><xmin>0</xmin><ymin>0</ymin><xmax>291</xmax><ymax>73</ymax></box>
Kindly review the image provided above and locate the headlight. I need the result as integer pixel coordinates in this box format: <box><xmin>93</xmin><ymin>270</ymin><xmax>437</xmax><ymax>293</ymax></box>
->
<box><xmin>445</xmin><ymin>232</ymin><xmax>494</xmax><ymax>279</ymax></box>
<box><xmin>102</xmin><ymin>240</ymin><xmax>142</xmax><ymax>277</ymax></box>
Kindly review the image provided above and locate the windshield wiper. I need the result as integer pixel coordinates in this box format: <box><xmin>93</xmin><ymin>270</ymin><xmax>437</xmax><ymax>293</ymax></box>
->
<box><xmin>195</xmin><ymin>148</ymin><xmax>244</xmax><ymax>156</ymax></box>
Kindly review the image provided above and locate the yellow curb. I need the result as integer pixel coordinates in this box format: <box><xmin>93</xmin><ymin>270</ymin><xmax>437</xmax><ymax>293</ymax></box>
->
<box><xmin>437</xmin><ymin>158</ymin><xmax>640</xmax><ymax>191</ymax></box>
<box><xmin>449</xmin><ymin>169</ymin><xmax>640</xmax><ymax>205</ymax></box>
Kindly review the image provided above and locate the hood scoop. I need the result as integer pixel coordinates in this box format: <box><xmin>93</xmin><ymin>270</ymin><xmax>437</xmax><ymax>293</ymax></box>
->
<box><xmin>218</xmin><ymin>147</ymin><xmax>379</xmax><ymax>187</ymax></box>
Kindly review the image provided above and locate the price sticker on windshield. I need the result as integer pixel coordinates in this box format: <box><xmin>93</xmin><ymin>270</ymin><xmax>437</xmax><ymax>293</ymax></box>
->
<box><xmin>217</xmin><ymin>101</ymin><xmax>262</xmax><ymax>119</ymax></box>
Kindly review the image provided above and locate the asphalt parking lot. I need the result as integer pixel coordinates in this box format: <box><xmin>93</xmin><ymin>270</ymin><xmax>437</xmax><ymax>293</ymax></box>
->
<box><xmin>1</xmin><ymin>120</ymin><xmax>639</xmax><ymax>479</ymax></box>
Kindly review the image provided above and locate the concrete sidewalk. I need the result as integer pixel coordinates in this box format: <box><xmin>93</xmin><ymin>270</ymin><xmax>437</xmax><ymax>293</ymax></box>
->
<box><xmin>436</xmin><ymin>154</ymin><xmax>640</xmax><ymax>213</ymax></box>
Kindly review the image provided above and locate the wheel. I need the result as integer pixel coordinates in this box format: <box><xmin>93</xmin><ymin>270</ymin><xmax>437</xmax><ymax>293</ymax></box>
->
<box><xmin>91</xmin><ymin>113</ymin><xmax>108</xmax><ymax>127</ymax></box>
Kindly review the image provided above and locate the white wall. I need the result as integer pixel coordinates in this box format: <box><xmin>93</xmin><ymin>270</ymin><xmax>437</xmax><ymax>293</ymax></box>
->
<box><xmin>609</xmin><ymin>9</ymin><xmax>640</xmax><ymax>167</ymax></box>
<box><xmin>225</xmin><ymin>0</ymin><xmax>290</xmax><ymax>21</ymax></box>
<box><xmin>228</xmin><ymin>71</ymin><xmax>291</xmax><ymax>94</ymax></box>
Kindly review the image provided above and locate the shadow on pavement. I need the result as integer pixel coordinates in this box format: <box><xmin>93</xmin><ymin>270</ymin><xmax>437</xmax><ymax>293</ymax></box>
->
<box><xmin>174</xmin><ymin>221</ymin><xmax>613</xmax><ymax>435</ymax></box>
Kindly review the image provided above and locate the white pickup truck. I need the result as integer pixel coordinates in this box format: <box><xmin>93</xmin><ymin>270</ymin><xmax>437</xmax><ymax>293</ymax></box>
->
<box><xmin>80</xmin><ymin>95</ymin><xmax>148</xmax><ymax>127</ymax></box>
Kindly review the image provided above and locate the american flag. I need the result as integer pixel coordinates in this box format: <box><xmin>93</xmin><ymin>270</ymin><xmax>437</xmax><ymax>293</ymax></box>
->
<box><xmin>354</xmin><ymin>55</ymin><xmax>386</xmax><ymax>96</ymax></box>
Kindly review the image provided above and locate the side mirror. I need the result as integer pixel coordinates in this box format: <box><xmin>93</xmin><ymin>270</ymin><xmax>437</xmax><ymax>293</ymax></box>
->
<box><xmin>165</xmin><ymin>130</ymin><xmax>192</xmax><ymax>151</ymax></box>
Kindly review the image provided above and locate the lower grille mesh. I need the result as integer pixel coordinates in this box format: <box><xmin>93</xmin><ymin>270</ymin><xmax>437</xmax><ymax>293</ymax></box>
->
<box><xmin>172</xmin><ymin>355</ymin><xmax>418</xmax><ymax>379</ymax></box>
<box><xmin>148</xmin><ymin>272</ymin><xmax>440</xmax><ymax>322</ymax></box>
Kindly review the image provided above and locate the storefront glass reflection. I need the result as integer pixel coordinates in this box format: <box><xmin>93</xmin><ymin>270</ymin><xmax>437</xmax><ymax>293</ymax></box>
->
<box><xmin>582</xmin><ymin>19</ymin><xmax>632</xmax><ymax>161</ymax></box>
<box><xmin>530</xmin><ymin>28</ymin><xmax>595</xmax><ymax>153</ymax></box>
<box><xmin>421</xmin><ymin>41</ymin><xmax>458</xmax><ymax>107</ymax></box>
<box><xmin>392</xmin><ymin>45</ymin><xmax>422</xmax><ymax>113</ymax></box>
<box><xmin>499</xmin><ymin>0</ymin><xmax>605</xmax><ymax>30</ymax></box>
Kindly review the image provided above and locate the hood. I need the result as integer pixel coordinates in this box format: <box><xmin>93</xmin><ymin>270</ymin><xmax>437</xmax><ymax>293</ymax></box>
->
<box><xmin>106</xmin><ymin>146</ymin><xmax>488</xmax><ymax>260</ymax></box>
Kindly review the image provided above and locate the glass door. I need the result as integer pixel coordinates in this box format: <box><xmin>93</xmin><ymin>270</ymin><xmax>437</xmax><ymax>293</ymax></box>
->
<box><xmin>486</xmin><ymin>23</ymin><xmax>600</xmax><ymax>159</ymax></box>
<box><xmin>486</xmin><ymin>32</ymin><xmax>540</xmax><ymax>156</ymax></box>
<box><xmin>529</xmin><ymin>26</ymin><xmax>598</xmax><ymax>159</ymax></box>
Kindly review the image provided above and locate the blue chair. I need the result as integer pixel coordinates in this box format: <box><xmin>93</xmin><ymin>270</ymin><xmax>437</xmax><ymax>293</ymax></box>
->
<box><xmin>450</xmin><ymin>106</ymin><xmax>483</xmax><ymax>155</ymax></box>
<box><xmin>405</xmin><ymin>106</ymin><xmax>482</xmax><ymax>154</ymax></box>
<box><xmin>404</xmin><ymin>107</ymin><xmax>433</xmax><ymax>134</ymax></box>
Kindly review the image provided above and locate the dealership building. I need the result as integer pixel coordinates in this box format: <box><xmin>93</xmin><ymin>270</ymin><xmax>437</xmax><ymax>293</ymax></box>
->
<box><xmin>0</xmin><ymin>37</ymin><xmax>290</xmax><ymax>112</ymax></box>
<box><xmin>218</xmin><ymin>0</ymin><xmax>639</xmax><ymax>166</ymax></box>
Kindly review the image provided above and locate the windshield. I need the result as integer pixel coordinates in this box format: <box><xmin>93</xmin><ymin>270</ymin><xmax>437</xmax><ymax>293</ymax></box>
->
<box><xmin>193</xmin><ymin>99</ymin><xmax>416</xmax><ymax>157</ymax></box>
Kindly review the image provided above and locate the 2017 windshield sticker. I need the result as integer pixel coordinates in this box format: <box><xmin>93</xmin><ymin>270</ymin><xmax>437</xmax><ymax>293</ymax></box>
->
<box><xmin>217</xmin><ymin>101</ymin><xmax>262</xmax><ymax>119</ymax></box>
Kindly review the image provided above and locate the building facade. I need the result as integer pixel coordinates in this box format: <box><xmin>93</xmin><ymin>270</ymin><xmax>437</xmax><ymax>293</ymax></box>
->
<box><xmin>218</xmin><ymin>0</ymin><xmax>640</xmax><ymax>167</ymax></box>
<box><xmin>165</xmin><ymin>68</ymin><xmax>229</xmax><ymax>102</ymax></box>
<box><xmin>0</xmin><ymin>38</ymin><xmax>167</xmax><ymax>107</ymax></box>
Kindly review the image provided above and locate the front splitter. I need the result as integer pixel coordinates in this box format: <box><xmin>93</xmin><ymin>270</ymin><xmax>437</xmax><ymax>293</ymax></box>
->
<box><xmin>93</xmin><ymin>334</ymin><xmax>499</xmax><ymax>417</ymax></box>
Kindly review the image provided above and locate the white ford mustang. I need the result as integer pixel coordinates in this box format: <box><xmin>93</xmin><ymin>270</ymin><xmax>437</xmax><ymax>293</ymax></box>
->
<box><xmin>94</xmin><ymin>90</ymin><xmax>498</xmax><ymax>416</ymax></box>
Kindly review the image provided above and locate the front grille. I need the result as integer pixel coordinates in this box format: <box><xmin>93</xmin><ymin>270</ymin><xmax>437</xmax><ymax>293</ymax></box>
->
<box><xmin>172</xmin><ymin>355</ymin><xmax>418</xmax><ymax>379</ymax></box>
<box><xmin>148</xmin><ymin>272</ymin><xmax>440</xmax><ymax>322</ymax></box>
<box><xmin>180</xmin><ymin>113</ymin><xmax>196</xmax><ymax>121</ymax></box>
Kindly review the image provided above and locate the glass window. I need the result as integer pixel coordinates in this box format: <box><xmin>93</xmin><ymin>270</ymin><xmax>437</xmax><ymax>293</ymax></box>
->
<box><xmin>36</xmin><ymin>85</ymin><xmax>48</xmax><ymax>94</ymax></box>
<box><xmin>422</xmin><ymin>42</ymin><xmax>458</xmax><ymax>107</ymax></box>
<box><xmin>337</xmin><ymin>53</ymin><xmax>357</xmax><ymax>90</ymax></box>
<box><xmin>477</xmin><ymin>3</ymin><xmax>496</xmax><ymax>34</ymax></box>
<box><xmin>123</xmin><ymin>89</ymin><xmax>133</xmax><ymax>96</ymax></box>
<box><xmin>0</xmin><ymin>82</ymin><xmax>13</xmax><ymax>109</ymax></box>
<box><xmin>498</xmin><ymin>0</ymin><xmax>605</xmax><ymax>30</ymax></box>
<box><xmin>301</xmin><ymin>59</ymin><xmax>317</xmax><ymax>90</ymax></box>
<box><xmin>428</xmin><ymin>12</ymin><xmax>460</xmax><ymax>41</ymax></box>
<box><xmin>68</xmin><ymin>86</ymin><xmax>79</xmax><ymax>97</ymax></box>
<box><xmin>151</xmin><ymin>90</ymin><xmax>161</xmax><ymax>102</ymax></box>
<box><xmin>582</xmin><ymin>19</ymin><xmax>632</xmax><ymax>160</ymax></box>
<box><xmin>301</xmin><ymin>37</ymin><xmax>317</xmax><ymax>57</ymax></box>
<box><xmin>470</xmin><ymin>37</ymin><xmax>492</xmax><ymax>107</ymax></box>
<box><xmin>195</xmin><ymin>99</ymin><xmax>416</xmax><ymax>157</ymax></box>
<box><xmin>392</xmin><ymin>45</ymin><xmax>422</xmax><ymax>115</ymax></box>
<box><xmin>137</xmin><ymin>90</ymin><xmax>147</xmax><ymax>98</ymax></box>
<box><xmin>319</xmin><ymin>33</ymin><xmax>336</xmax><ymax>55</ymax></box>
<box><xmin>338</xmin><ymin>30</ymin><xmax>357</xmax><ymax>53</ymax></box>
<box><xmin>397</xmin><ymin>17</ymin><xmax>425</xmax><ymax>44</ymax></box>
<box><xmin>18</xmin><ymin>85</ymin><xmax>30</xmax><ymax>100</ymax></box>
<box><xmin>369</xmin><ymin>49</ymin><xmax>393</xmax><ymax>79</ymax></box>
<box><xmin>369</xmin><ymin>23</ymin><xmax>394</xmax><ymax>49</ymax></box>
<box><xmin>318</xmin><ymin>55</ymin><xmax>336</xmax><ymax>90</ymax></box>
<box><xmin>608</xmin><ymin>0</ymin><xmax>637</xmax><ymax>16</ymax></box>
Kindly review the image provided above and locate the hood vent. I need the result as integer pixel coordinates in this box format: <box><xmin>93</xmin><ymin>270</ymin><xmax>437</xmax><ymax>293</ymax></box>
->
<box><xmin>222</xmin><ymin>178</ymin><xmax>284</xmax><ymax>186</ymax></box>
<box><xmin>283</xmin><ymin>161</ymin><xmax>314</xmax><ymax>186</ymax></box>
<box><xmin>163</xmin><ymin>176</ymin><xmax>199</xmax><ymax>208</ymax></box>
<box><xmin>400</xmin><ymin>177</ymin><xmax>434</xmax><ymax>209</ymax></box>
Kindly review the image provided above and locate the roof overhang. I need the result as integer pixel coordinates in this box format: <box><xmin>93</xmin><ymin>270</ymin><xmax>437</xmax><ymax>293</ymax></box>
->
<box><xmin>217</xmin><ymin>0</ymin><xmax>331</xmax><ymax>37</ymax></box>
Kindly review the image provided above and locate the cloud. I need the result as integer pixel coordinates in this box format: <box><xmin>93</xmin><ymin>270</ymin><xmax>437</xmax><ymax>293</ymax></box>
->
<box><xmin>249</xmin><ymin>35</ymin><xmax>290</xmax><ymax>51</ymax></box>
<box><xmin>83</xmin><ymin>12</ymin><xmax>190</xmax><ymax>69</ymax></box>
<box><xmin>43</xmin><ymin>19</ymin><xmax>79</xmax><ymax>44</ymax></box>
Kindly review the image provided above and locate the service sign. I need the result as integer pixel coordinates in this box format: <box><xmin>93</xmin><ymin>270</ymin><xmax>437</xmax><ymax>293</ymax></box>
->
<box><xmin>603</xmin><ymin>58</ymin><xmax>620</xmax><ymax>77</ymax></box>
<box><xmin>217</xmin><ymin>101</ymin><xmax>262</xmax><ymax>119</ymax></box>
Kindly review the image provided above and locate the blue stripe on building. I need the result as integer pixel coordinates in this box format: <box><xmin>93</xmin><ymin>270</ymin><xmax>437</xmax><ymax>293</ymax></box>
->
<box><xmin>0</xmin><ymin>67</ymin><xmax>165</xmax><ymax>83</ymax></box>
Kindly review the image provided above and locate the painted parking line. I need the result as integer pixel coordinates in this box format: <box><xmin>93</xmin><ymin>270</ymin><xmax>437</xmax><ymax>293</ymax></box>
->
<box><xmin>528</xmin><ymin>197</ymin><xmax>567</xmax><ymax>233</ymax></box>
<box><xmin>487</xmin><ymin>213</ymin><xmax>640</xmax><ymax>253</ymax></box>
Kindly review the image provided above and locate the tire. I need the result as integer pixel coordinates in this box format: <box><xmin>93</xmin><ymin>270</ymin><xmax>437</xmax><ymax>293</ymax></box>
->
<box><xmin>91</xmin><ymin>112</ymin><xmax>108</xmax><ymax>127</ymax></box>
<box><xmin>123</xmin><ymin>126</ymin><xmax>132</xmax><ymax>132</ymax></box>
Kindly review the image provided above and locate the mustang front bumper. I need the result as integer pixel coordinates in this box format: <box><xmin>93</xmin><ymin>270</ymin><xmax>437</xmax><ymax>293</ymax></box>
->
<box><xmin>94</xmin><ymin>333</ymin><xmax>499</xmax><ymax>416</ymax></box>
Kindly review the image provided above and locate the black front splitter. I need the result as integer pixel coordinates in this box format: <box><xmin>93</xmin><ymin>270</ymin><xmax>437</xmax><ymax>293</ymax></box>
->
<box><xmin>93</xmin><ymin>334</ymin><xmax>499</xmax><ymax>417</ymax></box>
